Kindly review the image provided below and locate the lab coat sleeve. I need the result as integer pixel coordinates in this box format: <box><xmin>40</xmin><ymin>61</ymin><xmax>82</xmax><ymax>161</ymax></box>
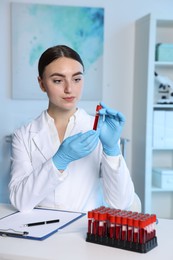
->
<box><xmin>9</xmin><ymin>132</ymin><xmax>68</xmax><ymax>212</ymax></box>
<box><xmin>101</xmin><ymin>152</ymin><xmax>135</xmax><ymax>210</ymax></box>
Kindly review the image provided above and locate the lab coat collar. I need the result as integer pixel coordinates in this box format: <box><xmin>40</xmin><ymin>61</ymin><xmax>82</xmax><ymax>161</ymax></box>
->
<box><xmin>29</xmin><ymin>111</ymin><xmax>57</xmax><ymax>160</ymax></box>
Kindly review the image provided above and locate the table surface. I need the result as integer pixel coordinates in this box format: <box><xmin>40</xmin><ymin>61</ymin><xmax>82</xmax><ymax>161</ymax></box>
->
<box><xmin>0</xmin><ymin>203</ymin><xmax>173</xmax><ymax>260</ymax></box>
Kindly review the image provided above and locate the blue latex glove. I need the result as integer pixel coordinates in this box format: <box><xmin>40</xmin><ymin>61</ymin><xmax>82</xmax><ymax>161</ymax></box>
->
<box><xmin>97</xmin><ymin>102</ymin><xmax>125</xmax><ymax>156</ymax></box>
<box><xmin>52</xmin><ymin>130</ymin><xmax>99</xmax><ymax>170</ymax></box>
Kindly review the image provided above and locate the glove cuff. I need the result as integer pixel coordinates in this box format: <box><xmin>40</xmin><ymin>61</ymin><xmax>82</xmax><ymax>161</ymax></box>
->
<box><xmin>52</xmin><ymin>153</ymin><xmax>69</xmax><ymax>170</ymax></box>
<box><xmin>103</xmin><ymin>144</ymin><xmax>121</xmax><ymax>156</ymax></box>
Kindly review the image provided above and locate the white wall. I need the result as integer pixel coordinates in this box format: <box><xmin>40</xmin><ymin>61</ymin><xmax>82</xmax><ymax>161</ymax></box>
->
<box><xmin>1</xmin><ymin>0</ymin><xmax>173</xmax><ymax>203</ymax></box>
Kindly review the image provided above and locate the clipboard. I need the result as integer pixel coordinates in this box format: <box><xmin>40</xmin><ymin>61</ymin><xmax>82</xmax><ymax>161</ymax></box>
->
<box><xmin>0</xmin><ymin>207</ymin><xmax>85</xmax><ymax>240</ymax></box>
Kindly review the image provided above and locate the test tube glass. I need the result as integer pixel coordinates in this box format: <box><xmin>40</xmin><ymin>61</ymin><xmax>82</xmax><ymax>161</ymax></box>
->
<box><xmin>93</xmin><ymin>105</ymin><xmax>102</xmax><ymax>130</ymax></box>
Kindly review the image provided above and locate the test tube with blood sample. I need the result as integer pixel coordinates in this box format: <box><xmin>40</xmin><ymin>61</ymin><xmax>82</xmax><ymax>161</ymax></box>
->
<box><xmin>87</xmin><ymin>211</ymin><xmax>93</xmax><ymax>235</ymax></box>
<box><xmin>93</xmin><ymin>105</ymin><xmax>102</xmax><ymax>130</ymax></box>
<box><xmin>127</xmin><ymin>216</ymin><xmax>133</xmax><ymax>242</ymax></box>
<box><xmin>115</xmin><ymin>214</ymin><xmax>122</xmax><ymax>240</ymax></box>
<box><xmin>121</xmin><ymin>215</ymin><xmax>128</xmax><ymax>241</ymax></box>
<box><xmin>151</xmin><ymin>214</ymin><xmax>157</xmax><ymax>239</ymax></box>
<box><xmin>92</xmin><ymin>210</ymin><xmax>99</xmax><ymax>236</ymax></box>
<box><xmin>98</xmin><ymin>212</ymin><xmax>107</xmax><ymax>237</ymax></box>
<box><xmin>139</xmin><ymin>218</ymin><xmax>148</xmax><ymax>244</ymax></box>
<box><xmin>108</xmin><ymin>214</ymin><xmax>116</xmax><ymax>239</ymax></box>
<box><xmin>133</xmin><ymin>217</ymin><xmax>140</xmax><ymax>243</ymax></box>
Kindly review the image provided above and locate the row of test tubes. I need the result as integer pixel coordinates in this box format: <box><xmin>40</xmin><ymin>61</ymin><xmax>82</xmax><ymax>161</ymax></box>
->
<box><xmin>87</xmin><ymin>206</ymin><xmax>157</xmax><ymax>245</ymax></box>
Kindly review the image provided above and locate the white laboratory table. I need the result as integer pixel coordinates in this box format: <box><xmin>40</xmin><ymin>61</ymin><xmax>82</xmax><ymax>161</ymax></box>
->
<box><xmin>0</xmin><ymin>203</ymin><xmax>172</xmax><ymax>260</ymax></box>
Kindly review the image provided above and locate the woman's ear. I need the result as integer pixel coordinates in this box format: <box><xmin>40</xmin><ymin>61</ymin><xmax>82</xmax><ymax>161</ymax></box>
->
<box><xmin>38</xmin><ymin>76</ymin><xmax>46</xmax><ymax>92</ymax></box>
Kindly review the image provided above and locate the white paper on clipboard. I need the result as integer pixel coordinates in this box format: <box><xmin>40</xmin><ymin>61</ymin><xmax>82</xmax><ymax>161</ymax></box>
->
<box><xmin>0</xmin><ymin>208</ymin><xmax>85</xmax><ymax>240</ymax></box>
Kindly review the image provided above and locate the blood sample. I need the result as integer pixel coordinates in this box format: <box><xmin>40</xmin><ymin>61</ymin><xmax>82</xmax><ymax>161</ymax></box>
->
<box><xmin>98</xmin><ymin>212</ymin><xmax>107</xmax><ymax>237</ymax></box>
<box><xmin>127</xmin><ymin>216</ymin><xmax>133</xmax><ymax>242</ymax></box>
<box><xmin>121</xmin><ymin>215</ymin><xmax>128</xmax><ymax>241</ymax></box>
<box><xmin>109</xmin><ymin>214</ymin><xmax>116</xmax><ymax>239</ymax></box>
<box><xmin>93</xmin><ymin>210</ymin><xmax>99</xmax><ymax>235</ymax></box>
<box><xmin>93</xmin><ymin>105</ymin><xmax>102</xmax><ymax>130</ymax></box>
<box><xmin>139</xmin><ymin>218</ymin><xmax>147</xmax><ymax>244</ymax></box>
<box><xmin>115</xmin><ymin>214</ymin><xmax>122</xmax><ymax>240</ymax></box>
<box><xmin>133</xmin><ymin>217</ymin><xmax>139</xmax><ymax>243</ymax></box>
<box><xmin>151</xmin><ymin>214</ymin><xmax>157</xmax><ymax>239</ymax></box>
<box><xmin>87</xmin><ymin>211</ymin><xmax>93</xmax><ymax>235</ymax></box>
<box><xmin>145</xmin><ymin>215</ymin><xmax>152</xmax><ymax>241</ymax></box>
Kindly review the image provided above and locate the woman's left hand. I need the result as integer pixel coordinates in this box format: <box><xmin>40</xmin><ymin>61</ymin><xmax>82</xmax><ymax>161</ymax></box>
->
<box><xmin>97</xmin><ymin>102</ymin><xmax>125</xmax><ymax>156</ymax></box>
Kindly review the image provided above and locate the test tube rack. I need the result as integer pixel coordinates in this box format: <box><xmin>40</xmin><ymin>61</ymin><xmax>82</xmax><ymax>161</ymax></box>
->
<box><xmin>86</xmin><ymin>206</ymin><xmax>158</xmax><ymax>253</ymax></box>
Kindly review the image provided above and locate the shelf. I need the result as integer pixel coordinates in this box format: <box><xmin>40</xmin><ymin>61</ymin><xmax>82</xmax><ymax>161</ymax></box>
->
<box><xmin>157</xmin><ymin>19</ymin><xmax>173</xmax><ymax>27</ymax></box>
<box><xmin>152</xmin><ymin>147</ymin><xmax>173</xmax><ymax>150</ymax></box>
<box><xmin>152</xmin><ymin>186</ymin><xmax>173</xmax><ymax>192</ymax></box>
<box><xmin>153</xmin><ymin>104</ymin><xmax>173</xmax><ymax>109</ymax></box>
<box><xmin>155</xmin><ymin>61</ymin><xmax>173</xmax><ymax>67</ymax></box>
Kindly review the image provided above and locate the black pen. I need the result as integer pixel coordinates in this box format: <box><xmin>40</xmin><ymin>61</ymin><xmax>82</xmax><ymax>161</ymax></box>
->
<box><xmin>24</xmin><ymin>219</ymin><xmax>60</xmax><ymax>227</ymax></box>
<box><xmin>0</xmin><ymin>230</ymin><xmax>29</xmax><ymax>237</ymax></box>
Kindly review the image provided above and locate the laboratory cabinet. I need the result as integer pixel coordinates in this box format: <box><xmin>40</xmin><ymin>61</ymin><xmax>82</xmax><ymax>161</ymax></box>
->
<box><xmin>132</xmin><ymin>13</ymin><xmax>173</xmax><ymax>218</ymax></box>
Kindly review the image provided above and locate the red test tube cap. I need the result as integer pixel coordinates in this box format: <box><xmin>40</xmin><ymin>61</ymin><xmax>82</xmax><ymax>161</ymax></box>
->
<box><xmin>88</xmin><ymin>211</ymin><xmax>93</xmax><ymax>218</ymax></box>
<box><xmin>96</xmin><ymin>104</ymin><xmax>102</xmax><ymax>111</ymax></box>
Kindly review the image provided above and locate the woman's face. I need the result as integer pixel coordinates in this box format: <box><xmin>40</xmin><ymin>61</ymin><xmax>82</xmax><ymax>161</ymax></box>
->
<box><xmin>38</xmin><ymin>57</ymin><xmax>84</xmax><ymax>112</ymax></box>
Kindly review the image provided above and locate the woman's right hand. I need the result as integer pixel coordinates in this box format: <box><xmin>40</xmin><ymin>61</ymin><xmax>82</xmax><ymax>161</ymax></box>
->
<box><xmin>52</xmin><ymin>130</ymin><xmax>99</xmax><ymax>170</ymax></box>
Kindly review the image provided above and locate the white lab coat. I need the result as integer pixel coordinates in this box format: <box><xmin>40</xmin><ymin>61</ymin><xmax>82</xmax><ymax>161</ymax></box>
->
<box><xmin>9</xmin><ymin>108</ymin><xmax>134</xmax><ymax>212</ymax></box>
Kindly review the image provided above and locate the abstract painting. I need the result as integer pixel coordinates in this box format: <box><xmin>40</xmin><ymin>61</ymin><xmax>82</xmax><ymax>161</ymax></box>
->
<box><xmin>11</xmin><ymin>3</ymin><xmax>104</xmax><ymax>100</ymax></box>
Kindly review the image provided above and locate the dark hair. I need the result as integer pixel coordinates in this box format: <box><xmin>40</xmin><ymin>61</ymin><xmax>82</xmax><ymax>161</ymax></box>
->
<box><xmin>38</xmin><ymin>45</ymin><xmax>84</xmax><ymax>78</ymax></box>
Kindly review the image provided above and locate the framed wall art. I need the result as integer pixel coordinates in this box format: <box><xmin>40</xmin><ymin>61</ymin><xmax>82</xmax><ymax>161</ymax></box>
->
<box><xmin>11</xmin><ymin>3</ymin><xmax>104</xmax><ymax>100</ymax></box>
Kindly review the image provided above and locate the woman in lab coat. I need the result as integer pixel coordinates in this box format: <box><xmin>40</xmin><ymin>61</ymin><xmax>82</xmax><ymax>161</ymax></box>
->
<box><xmin>9</xmin><ymin>45</ymin><xmax>135</xmax><ymax>212</ymax></box>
